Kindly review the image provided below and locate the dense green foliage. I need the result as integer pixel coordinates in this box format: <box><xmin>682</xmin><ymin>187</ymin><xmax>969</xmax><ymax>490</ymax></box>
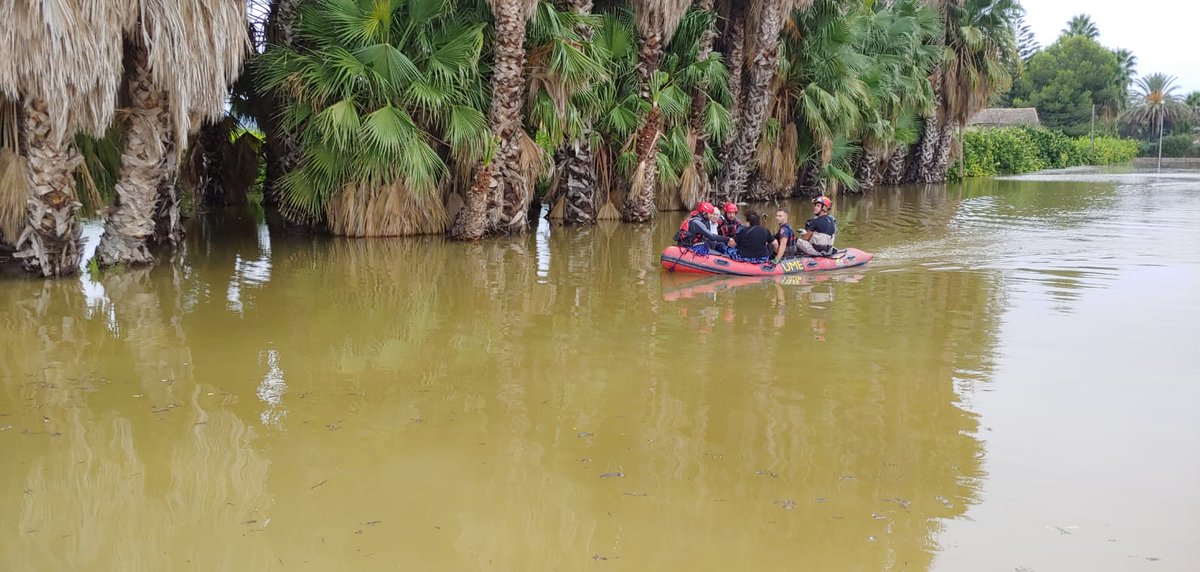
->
<box><xmin>958</xmin><ymin>126</ymin><xmax>1137</xmax><ymax>178</ymax></box>
<box><xmin>1010</xmin><ymin>36</ymin><xmax>1122</xmax><ymax>136</ymax></box>
<box><xmin>1139</xmin><ymin>135</ymin><xmax>1199</xmax><ymax>158</ymax></box>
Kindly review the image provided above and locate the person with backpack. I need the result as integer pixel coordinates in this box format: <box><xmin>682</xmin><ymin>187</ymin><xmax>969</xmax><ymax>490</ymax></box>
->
<box><xmin>675</xmin><ymin>202</ymin><xmax>735</xmax><ymax>253</ymax></box>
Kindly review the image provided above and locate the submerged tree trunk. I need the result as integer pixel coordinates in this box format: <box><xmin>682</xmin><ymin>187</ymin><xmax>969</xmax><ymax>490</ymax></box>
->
<box><xmin>718</xmin><ymin>0</ymin><xmax>787</xmax><ymax>202</ymax></box>
<box><xmin>12</xmin><ymin>98</ymin><xmax>83</xmax><ymax>277</ymax></box>
<box><xmin>492</xmin><ymin>0</ymin><xmax>533</xmax><ymax>233</ymax></box>
<box><xmin>558</xmin><ymin>0</ymin><xmax>597</xmax><ymax>226</ymax></box>
<box><xmin>96</xmin><ymin>45</ymin><xmax>178</xmax><ymax>268</ymax></box>
<box><xmin>928</xmin><ymin>121</ymin><xmax>955</xmax><ymax>183</ymax></box>
<box><xmin>561</xmin><ymin>135</ymin><xmax>596</xmax><ymax>225</ymax></box>
<box><xmin>262</xmin><ymin>0</ymin><xmax>305</xmax><ymax>221</ymax></box>
<box><xmin>451</xmin><ymin>164</ymin><xmax>494</xmax><ymax>240</ymax></box>
<box><xmin>883</xmin><ymin>145</ymin><xmax>909</xmax><ymax>186</ymax></box>
<box><xmin>623</xmin><ymin>105</ymin><xmax>661</xmax><ymax>223</ymax></box>
<box><xmin>453</xmin><ymin>0</ymin><xmax>532</xmax><ymax>238</ymax></box>
<box><xmin>852</xmin><ymin>147</ymin><xmax>881</xmax><ymax>193</ymax></box>
<box><xmin>622</xmin><ymin>22</ymin><xmax>666</xmax><ymax>223</ymax></box>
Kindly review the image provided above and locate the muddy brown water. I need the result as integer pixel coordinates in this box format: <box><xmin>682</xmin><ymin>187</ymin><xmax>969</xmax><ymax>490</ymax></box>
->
<box><xmin>2</xmin><ymin>169</ymin><xmax>1198</xmax><ymax>570</ymax></box>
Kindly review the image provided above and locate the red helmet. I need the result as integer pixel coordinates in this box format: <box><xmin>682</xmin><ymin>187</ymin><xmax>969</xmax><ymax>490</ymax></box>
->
<box><xmin>812</xmin><ymin>196</ymin><xmax>832</xmax><ymax>209</ymax></box>
<box><xmin>723</xmin><ymin>202</ymin><xmax>738</xmax><ymax>214</ymax></box>
<box><xmin>696</xmin><ymin>202</ymin><xmax>716</xmax><ymax>215</ymax></box>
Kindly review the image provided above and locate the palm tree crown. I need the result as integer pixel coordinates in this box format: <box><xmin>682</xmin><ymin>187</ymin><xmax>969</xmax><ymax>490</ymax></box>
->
<box><xmin>1061</xmin><ymin>14</ymin><xmax>1099</xmax><ymax>40</ymax></box>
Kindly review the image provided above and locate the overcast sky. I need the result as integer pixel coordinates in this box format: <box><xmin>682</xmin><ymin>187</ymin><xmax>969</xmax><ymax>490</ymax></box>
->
<box><xmin>1020</xmin><ymin>0</ymin><xmax>1199</xmax><ymax>94</ymax></box>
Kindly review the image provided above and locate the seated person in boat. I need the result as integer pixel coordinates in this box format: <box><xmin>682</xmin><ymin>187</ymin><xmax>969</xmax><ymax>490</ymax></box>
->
<box><xmin>675</xmin><ymin>201</ymin><xmax>735</xmax><ymax>253</ymax></box>
<box><xmin>772</xmin><ymin>208</ymin><xmax>798</xmax><ymax>262</ymax></box>
<box><xmin>733</xmin><ymin>211</ymin><xmax>774</xmax><ymax>261</ymax></box>
<box><xmin>718</xmin><ymin>202</ymin><xmax>743</xmax><ymax>238</ymax></box>
<box><xmin>794</xmin><ymin>196</ymin><xmax>837</xmax><ymax>257</ymax></box>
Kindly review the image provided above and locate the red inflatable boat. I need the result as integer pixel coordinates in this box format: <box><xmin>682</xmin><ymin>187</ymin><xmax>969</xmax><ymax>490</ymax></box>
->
<box><xmin>659</xmin><ymin>246</ymin><xmax>873</xmax><ymax>275</ymax></box>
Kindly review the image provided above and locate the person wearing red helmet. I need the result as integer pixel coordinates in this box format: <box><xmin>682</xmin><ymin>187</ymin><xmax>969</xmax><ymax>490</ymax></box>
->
<box><xmin>717</xmin><ymin>202</ymin><xmax>743</xmax><ymax>239</ymax></box>
<box><xmin>674</xmin><ymin>201</ymin><xmax>735</xmax><ymax>253</ymax></box>
<box><xmin>794</xmin><ymin>195</ymin><xmax>837</xmax><ymax>257</ymax></box>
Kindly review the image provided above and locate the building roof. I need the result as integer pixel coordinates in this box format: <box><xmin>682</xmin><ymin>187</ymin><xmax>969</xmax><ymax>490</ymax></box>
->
<box><xmin>967</xmin><ymin>107</ymin><xmax>1041</xmax><ymax>127</ymax></box>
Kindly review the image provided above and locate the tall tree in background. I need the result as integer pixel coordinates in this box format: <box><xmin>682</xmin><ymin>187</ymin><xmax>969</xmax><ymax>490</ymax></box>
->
<box><xmin>1122</xmin><ymin>73</ymin><xmax>1191</xmax><ymax>169</ymax></box>
<box><xmin>1011</xmin><ymin>36</ymin><xmax>1122</xmax><ymax>136</ymax></box>
<box><xmin>1061</xmin><ymin>14</ymin><xmax>1099</xmax><ymax>40</ymax></box>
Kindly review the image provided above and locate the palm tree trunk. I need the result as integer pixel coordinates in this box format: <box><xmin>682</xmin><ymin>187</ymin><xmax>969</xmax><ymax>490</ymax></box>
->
<box><xmin>493</xmin><ymin>0</ymin><xmax>534</xmax><ymax>233</ymax></box>
<box><xmin>718</xmin><ymin>0</ymin><xmax>787</xmax><ymax>202</ymax></box>
<box><xmin>622</xmin><ymin>22</ymin><xmax>667</xmax><ymax>223</ymax></box>
<box><xmin>558</xmin><ymin>0</ymin><xmax>597</xmax><ymax>226</ymax></box>
<box><xmin>562</xmin><ymin>135</ymin><xmax>597</xmax><ymax>225</ymax></box>
<box><xmin>12</xmin><ymin>98</ymin><xmax>83</xmax><ymax>277</ymax></box>
<box><xmin>906</xmin><ymin>63</ymin><xmax>944</xmax><ymax>184</ymax></box>
<box><xmin>853</xmin><ymin>147</ymin><xmax>881</xmax><ymax>193</ymax></box>
<box><xmin>453</xmin><ymin>0</ymin><xmax>532</xmax><ymax>237</ymax></box>
<box><xmin>623</xmin><ymin>105</ymin><xmax>661</xmax><ymax>223</ymax></box>
<box><xmin>262</xmin><ymin>0</ymin><xmax>304</xmax><ymax>196</ymax></box>
<box><xmin>1156</xmin><ymin>112</ymin><xmax>1164</xmax><ymax>171</ymax></box>
<box><xmin>928</xmin><ymin>121</ymin><xmax>955</xmax><ymax>183</ymax></box>
<box><xmin>724</xmin><ymin>1</ymin><xmax>746</xmax><ymax>126</ymax></box>
<box><xmin>96</xmin><ymin>45</ymin><xmax>177</xmax><ymax>268</ymax></box>
<box><xmin>451</xmin><ymin>164</ymin><xmax>494</xmax><ymax>240</ymax></box>
<box><xmin>687</xmin><ymin>0</ymin><xmax>718</xmax><ymax>200</ymax></box>
<box><xmin>883</xmin><ymin>145</ymin><xmax>909</xmax><ymax>186</ymax></box>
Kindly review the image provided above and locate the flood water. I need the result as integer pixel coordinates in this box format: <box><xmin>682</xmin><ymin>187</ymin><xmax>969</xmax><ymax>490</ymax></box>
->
<box><xmin>2</xmin><ymin>169</ymin><xmax>1198</xmax><ymax>571</ymax></box>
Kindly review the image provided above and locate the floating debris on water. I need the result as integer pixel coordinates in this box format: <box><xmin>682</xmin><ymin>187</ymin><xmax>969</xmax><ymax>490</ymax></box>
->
<box><xmin>600</xmin><ymin>472</ymin><xmax>624</xmax><ymax>479</ymax></box>
<box><xmin>577</xmin><ymin>431</ymin><xmax>593</xmax><ymax>438</ymax></box>
<box><xmin>813</xmin><ymin>498</ymin><xmax>828</xmax><ymax>504</ymax></box>
<box><xmin>774</xmin><ymin>499</ymin><xmax>796</xmax><ymax>510</ymax></box>
<box><xmin>754</xmin><ymin>470</ymin><xmax>779</xmax><ymax>478</ymax></box>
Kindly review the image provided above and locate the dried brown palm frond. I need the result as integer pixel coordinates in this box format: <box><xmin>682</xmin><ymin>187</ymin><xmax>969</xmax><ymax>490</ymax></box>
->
<box><xmin>0</xmin><ymin>0</ymin><xmax>129</xmax><ymax>143</ymax></box>
<box><xmin>630</xmin><ymin>0</ymin><xmax>694</xmax><ymax>47</ymax></box>
<box><xmin>326</xmin><ymin>181</ymin><xmax>449</xmax><ymax>238</ymax></box>
<box><xmin>754</xmin><ymin>121</ymin><xmax>798</xmax><ymax>193</ymax></box>
<box><xmin>131</xmin><ymin>0</ymin><xmax>250</xmax><ymax>148</ymax></box>
<box><xmin>0</xmin><ymin>148</ymin><xmax>27</xmax><ymax>243</ymax></box>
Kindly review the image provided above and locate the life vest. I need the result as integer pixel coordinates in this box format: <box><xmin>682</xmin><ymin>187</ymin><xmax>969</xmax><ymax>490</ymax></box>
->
<box><xmin>674</xmin><ymin>213</ymin><xmax>706</xmax><ymax>245</ymax></box>
<box><xmin>718</xmin><ymin>217</ymin><xmax>742</xmax><ymax>238</ymax></box>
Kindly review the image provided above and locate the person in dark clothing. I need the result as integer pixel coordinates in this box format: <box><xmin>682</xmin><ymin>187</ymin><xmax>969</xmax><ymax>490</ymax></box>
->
<box><xmin>772</xmin><ymin>208</ymin><xmax>797</xmax><ymax>262</ymax></box>
<box><xmin>733</xmin><ymin>211</ymin><xmax>773</xmax><ymax>260</ymax></box>
<box><xmin>675</xmin><ymin>201</ymin><xmax>735</xmax><ymax>253</ymax></box>
<box><xmin>718</xmin><ymin>202</ymin><xmax>743</xmax><ymax>238</ymax></box>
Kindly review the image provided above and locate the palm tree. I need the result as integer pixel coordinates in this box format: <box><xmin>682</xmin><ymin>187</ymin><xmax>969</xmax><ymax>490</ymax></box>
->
<box><xmin>717</xmin><ymin>0</ymin><xmax>811</xmax><ymax>202</ymax></box>
<box><xmin>94</xmin><ymin>2</ymin><xmax>248</xmax><ymax>267</ymax></box>
<box><xmin>1187</xmin><ymin>91</ymin><xmax>1200</xmax><ymax>112</ymax></box>
<box><xmin>548</xmin><ymin>0</ymin><xmax>602</xmax><ymax>225</ymax></box>
<box><xmin>1</xmin><ymin>1</ymin><xmax>127</xmax><ymax>276</ymax></box>
<box><xmin>1061</xmin><ymin>14</ymin><xmax>1099</xmax><ymax>40</ymax></box>
<box><xmin>621</xmin><ymin>0</ymin><xmax>693</xmax><ymax>223</ymax></box>
<box><xmin>1112</xmin><ymin>48</ymin><xmax>1137</xmax><ymax>110</ymax></box>
<box><xmin>855</xmin><ymin>0</ymin><xmax>939</xmax><ymax>191</ymax></box>
<box><xmin>910</xmin><ymin>0</ymin><xmax>1018</xmax><ymax>183</ymax></box>
<box><xmin>259</xmin><ymin>0</ymin><xmax>491</xmax><ymax>237</ymax></box>
<box><xmin>1123</xmin><ymin>73</ymin><xmax>1192</xmax><ymax>170</ymax></box>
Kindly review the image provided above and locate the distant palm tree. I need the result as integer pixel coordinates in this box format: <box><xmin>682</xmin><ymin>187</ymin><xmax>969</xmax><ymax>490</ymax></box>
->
<box><xmin>1112</xmin><ymin>48</ymin><xmax>1137</xmax><ymax>108</ymax></box>
<box><xmin>1186</xmin><ymin>91</ymin><xmax>1200</xmax><ymax>115</ymax></box>
<box><xmin>1122</xmin><ymin>73</ymin><xmax>1191</xmax><ymax>169</ymax></box>
<box><xmin>1061</xmin><ymin>14</ymin><xmax>1099</xmax><ymax>40</ymax></box>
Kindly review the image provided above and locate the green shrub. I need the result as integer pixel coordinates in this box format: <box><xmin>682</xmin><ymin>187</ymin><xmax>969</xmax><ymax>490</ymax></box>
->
<box><xmin>1138</xmin><ymin>135</ymin><xmax>1199</xmax><ymax>158</ymax></box>
<box><xmin>958</xmin><ymin>126</ymin><xmax>1137</xmax><ymax>179</ymax></box>
<box><xmin>1077</xmin><ymin>136</ymin><xmax>1139</xmax><ymax>164</ymax></box>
